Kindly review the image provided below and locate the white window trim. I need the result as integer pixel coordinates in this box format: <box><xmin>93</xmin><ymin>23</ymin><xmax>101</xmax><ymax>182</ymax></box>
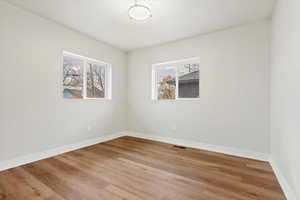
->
<box><xmin>62</xmin><ymin>51</ymin><xmax>112</xmax><ymax>100</ymax></box>
<box><xmin>151</xmin><ymin>57</ymin><xmax>200</xmax><ymax>101</ymax></box>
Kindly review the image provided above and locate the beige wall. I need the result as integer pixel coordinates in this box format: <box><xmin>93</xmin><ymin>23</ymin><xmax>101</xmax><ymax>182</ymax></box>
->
<box><xmin>271</xmin><ymin>0</ymin><xmax>300</xmax><ymax>198</ymax></box>
<box><xmin>128</xmin><ymin>21</ymin><xmax>271</xmax><ymax>154</ymax></box>
<box><xmin>0</xmin><ymin>1</ymin><xmax>127</xmax><ymax>161</ymax></box>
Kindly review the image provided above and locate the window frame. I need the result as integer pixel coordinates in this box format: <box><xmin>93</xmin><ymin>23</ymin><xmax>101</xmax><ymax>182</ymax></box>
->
<box><xmin>62</xmin><ymin>51</ymin><xmax>112</xmax><ymax>100</ymax></box>
<box><xmin>152</xmin><ymin>57</ymin><xmax>200</xmax><ymax>101</ymax></box>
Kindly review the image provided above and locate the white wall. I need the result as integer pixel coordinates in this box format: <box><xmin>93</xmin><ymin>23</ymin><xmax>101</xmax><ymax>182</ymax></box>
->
<box><xmin>0</xmin><ymin>1</ymin><xmax>127</xmax><ymax>162</ymax></box>
<box><xmin>271</xmin><ymin>0</ymin><xmax>300</xmax><ymax>198</ymax></box>
<box><xmin>128</xmin><ymin>21</ymin><xmax>270</xmax><ymax>154</ymax></box>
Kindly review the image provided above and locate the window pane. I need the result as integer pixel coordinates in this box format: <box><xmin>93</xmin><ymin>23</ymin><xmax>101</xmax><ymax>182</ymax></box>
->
<box><xmin>156</xmin><ymin>67</ymin><xmax>176</xmax><ymax>100</ymax></box>
<box><xmin>86</xmin><ymin>63</ymin><xmax>105</xmax><ymax>98</ymax></box>
<box><xmin>178</xmin><ymin>63</ymin><xmax>199</xmax><ymax>98</ymax></box>
<box><xmin>63</xmin><ymin>55</ymin><xmax>84</xmax><ymax>99</ymax></box>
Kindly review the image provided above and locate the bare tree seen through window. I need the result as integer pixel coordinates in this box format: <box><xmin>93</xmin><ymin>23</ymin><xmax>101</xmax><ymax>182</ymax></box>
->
<box><xmin>86</xmin><ymin>63</ymin><xmax>105</xmax><ymax>98</ymax></box>
<box><xmin>63</xmin><ymin>56</ymin><xmax>84</xmax><ymax>98</ymax></box>
<box><xmin>63</xmin><ymin>52</ymin><xmax>110</xmax><ymax>99</ymax></box>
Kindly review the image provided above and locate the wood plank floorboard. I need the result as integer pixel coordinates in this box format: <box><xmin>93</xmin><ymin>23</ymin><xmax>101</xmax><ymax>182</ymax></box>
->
<box><xmin>0</xmin><ymin>136</ymin><xmax>286</xmax><ymax>200</ymax></box>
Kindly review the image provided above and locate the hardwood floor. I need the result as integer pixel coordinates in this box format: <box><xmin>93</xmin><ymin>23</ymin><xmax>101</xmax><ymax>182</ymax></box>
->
<box><xmin>0</xmin><ymin>136</ymin><xmax>285</xmax><ymax>200</ymax></box>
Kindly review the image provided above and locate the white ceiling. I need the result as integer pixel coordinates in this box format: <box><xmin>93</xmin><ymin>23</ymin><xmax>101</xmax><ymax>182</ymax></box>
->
<box><xmin>6</xmin><ymin>0</ymin><xmax>275</xmax><ymax>51</ymax></box>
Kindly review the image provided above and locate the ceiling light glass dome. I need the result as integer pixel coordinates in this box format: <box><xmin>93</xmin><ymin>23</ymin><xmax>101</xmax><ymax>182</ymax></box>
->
<box><xmin>128</xmin><ymin>1</ymin><xmax>152</xmax><ymax>21</ymax></box>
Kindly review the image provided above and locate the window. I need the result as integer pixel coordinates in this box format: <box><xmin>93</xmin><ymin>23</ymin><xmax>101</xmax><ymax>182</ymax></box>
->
<box><xmin>63</xmin><ymin>51</ymin><xmax>111</xmax><ymax>99</ymax></box>
<box><xmin>152</xmin><ymin>58</ymin><xmax>200</xmax><ymax>100</ymax></box>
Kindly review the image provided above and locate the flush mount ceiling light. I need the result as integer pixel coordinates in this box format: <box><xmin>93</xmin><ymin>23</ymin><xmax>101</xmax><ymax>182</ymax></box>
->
<box><xmin>128</xmin><ymin>0</ymin><xmax>152</xmax><ymax>21</ymax></box>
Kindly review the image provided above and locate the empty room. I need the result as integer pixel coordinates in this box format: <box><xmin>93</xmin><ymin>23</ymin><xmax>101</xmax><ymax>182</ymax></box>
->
<box><xmin>0</xmin><ymin>0</ymin><xmax>299</xmax><ymax>199</ymax></box>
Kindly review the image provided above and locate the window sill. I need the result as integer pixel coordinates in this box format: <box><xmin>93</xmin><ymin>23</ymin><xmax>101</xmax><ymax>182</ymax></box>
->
<box><xmin>151</xmin><ymin>98</ymin><xmax>200</xmax><ymax>101</ymax></box>
<box><xmin>63</xmin><ymin>97</ymin><xmax>112</xmax><ymax>101</ymax></box>
<box><xmin>85</xmin><ymin>98</ymin><xmax>112</xmax><ymax>100</ymax></box>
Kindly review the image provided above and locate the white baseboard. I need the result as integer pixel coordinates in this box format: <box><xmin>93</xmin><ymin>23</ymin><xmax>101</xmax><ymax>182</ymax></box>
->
<box><xmin>269</xmin><ymin>156</ymin><xmax>298</xmax><ymax>200</ymax></box>
<box><xmin>125</xmin><ymin>131</ymin><xmax>269</xmax><ymax>162</ymax></box>
<box><xmin>0</xmin><ymin>132</ymin><xmax>126</xmax><ymax>172</ymax></box>
<box><xmin>0</xmin><ymin>131</ymin><xmax>269</xmax><ymax>172</ymax></box>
